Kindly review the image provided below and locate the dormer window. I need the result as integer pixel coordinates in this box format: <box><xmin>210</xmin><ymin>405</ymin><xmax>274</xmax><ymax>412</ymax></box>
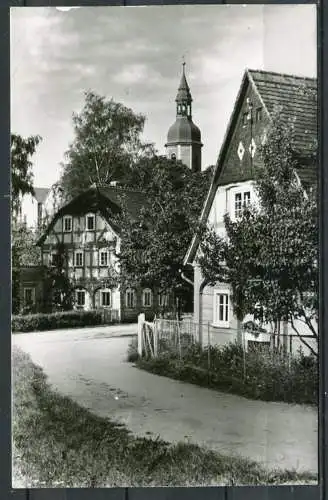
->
<box><xmin>63</xmin><ymin>215</ymin><xmax>72</xmax><ymax>233</ymax></box>
<box><xmin>86</xmin><ymin>214</ymin><xmax>95</xmax><ymax>231</ymax></box>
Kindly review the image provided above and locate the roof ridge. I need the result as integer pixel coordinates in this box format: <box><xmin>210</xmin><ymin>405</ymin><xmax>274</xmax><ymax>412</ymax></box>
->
<box><xmin>247</xmin><ymin>68</ymin><xmax>317</xmax><ymax>82</ymax></box>
<box><xmin>99</xmin><ymin>184</ymin><xmax>146</xmax><ymax>195</ymax></box>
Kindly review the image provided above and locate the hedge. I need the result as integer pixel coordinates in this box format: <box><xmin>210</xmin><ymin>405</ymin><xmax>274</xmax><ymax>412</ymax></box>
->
<box><xmin>12</xmin><ymin>310</ymin><xmax>112</xmax><ymax>333</ymax></box>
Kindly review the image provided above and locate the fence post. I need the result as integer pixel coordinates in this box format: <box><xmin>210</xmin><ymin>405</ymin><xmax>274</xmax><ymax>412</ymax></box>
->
<box><xmin>207</xmin><ymin>321</ymin><xmax>211</xmax><ymax>384</ymax></box>
<box><xmin>242</xmin><ymin>328</ymin><xmax>247</xmax><ymax>381</ymax></box>
<box><xmin>153</xmin><ymin>319</ymin><xmax>158</xmax><ymax>357</ymax></box>
<box><xmin>137</xmin><ymin>313</ymin><xmax>145</xmax><ymax>357</ymax></box>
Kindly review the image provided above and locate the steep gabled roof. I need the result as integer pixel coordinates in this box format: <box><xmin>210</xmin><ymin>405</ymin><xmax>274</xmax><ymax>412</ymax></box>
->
<box><xmin>248</xmin><ymin>69</ymin><xmax>317</xmax><ymax>154</ymax></box>
<box><xmin>184</xmin><ymin>68</ymin><xmax>317</xmax><ymax>266</ymax></box>
<box><xmin>37</xmin><ymin>185</ymin><xmax>148</xmax><ymax>246</ymax></box>
<box><xmin>34</xmin><ymin>187</ymin><xmax>50</xmax><ymax>204</ymax></box>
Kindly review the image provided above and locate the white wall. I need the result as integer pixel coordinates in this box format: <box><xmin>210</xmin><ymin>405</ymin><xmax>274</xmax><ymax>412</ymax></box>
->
<box><xmin>207</xmin><ymin>180</ymin><xmax>258</xmax><ymax>231</ymax></box>
<box><xmin>20</xmin><ymin>194</ymin><xmax>38</xmax><ymax>228</ymax></box>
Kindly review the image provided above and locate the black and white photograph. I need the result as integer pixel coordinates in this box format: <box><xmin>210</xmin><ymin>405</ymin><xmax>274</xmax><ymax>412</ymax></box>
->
<box><xmin>11</xmin><ymin>4</ymin><xmax>318</xmax><ymax>487</ymax></box>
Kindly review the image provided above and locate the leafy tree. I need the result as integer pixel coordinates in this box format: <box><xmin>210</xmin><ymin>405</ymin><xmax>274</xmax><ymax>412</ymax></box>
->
<box><xmin>198</xmin><ymin>111</ymin><xmax>318</xmax><ymax>355</ymax></box>
<box><xmin>59</xmin><ymin>91</ymin><xmax>155</xmax><ymax>201</ymax></box>
<box><xmin>11</xmin><ymin>133</ymin><xmax>41</xmax><ymax>313</ymax></box>
<box><xmin>43</xmin><ymin>243</ymin><xmax>74</xmax><ymax>312</ymax></box>
<box><xmin>11</xmin><ymin>133</ymin><xmax>42</xmax><ymax>221</ymax></box>
<box><xmin>117</xmin><ymin>156</ymin><xmax>213</xmax><ymax>318</ymax></box>
<box><xmin>12</xmin><ymin>223</ymin><xmax>42</xmax><ymax>314</ymax></box>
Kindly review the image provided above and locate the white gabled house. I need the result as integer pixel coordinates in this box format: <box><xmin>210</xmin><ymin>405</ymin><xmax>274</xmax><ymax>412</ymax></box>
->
<box><xmin>19</xmin><ymin>184</ymin><xmax>63</xmax><ymax>230</ymax></box>
<box><xmin>184</xmin><ymin>69</ymin><xmax>317</xmax><ymax>355</ymax></box>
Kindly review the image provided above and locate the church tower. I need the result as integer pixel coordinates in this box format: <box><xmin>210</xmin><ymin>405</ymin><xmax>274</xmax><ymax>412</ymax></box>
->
<box><xmin>165</xmin><ymin>63</ymin><xmax>202</xmax><ymax>172</ymax></box>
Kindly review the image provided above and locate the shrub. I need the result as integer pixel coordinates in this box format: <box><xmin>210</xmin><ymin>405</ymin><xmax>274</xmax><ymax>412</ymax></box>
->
<box><xmin>12</xmin><ymin>310</ymin><xmax>109</xmax><ymax>333</ymax></box>
<box><xmin>136</xmin><ymin>340</ymin><xmax>318</xmax><ymax>406</ymax></box>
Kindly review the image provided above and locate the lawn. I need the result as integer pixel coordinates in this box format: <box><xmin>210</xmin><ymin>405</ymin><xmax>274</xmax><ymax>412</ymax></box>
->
<box><xmin>12</xmin><ymin>345</ymin><xmax>317</xmax><ymax>487</ymax></box>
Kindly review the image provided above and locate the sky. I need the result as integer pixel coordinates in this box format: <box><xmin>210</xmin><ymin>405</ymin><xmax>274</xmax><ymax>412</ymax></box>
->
<box><xmin>11</xmin><ymin>5</ymin><xmax>317</xmax><ymax>188</ymax></box>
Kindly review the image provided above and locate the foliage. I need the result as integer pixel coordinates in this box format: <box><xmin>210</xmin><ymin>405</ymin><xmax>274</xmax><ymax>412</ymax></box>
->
<box><xmin>136</xmin><ymin>341</ymin><xmax>318</xmax><ymax>406</ymax></box>
<box><xmin>11</xmin><ymin>223</ymin><xmax>42</xmax><ymax>314</ymax></box>
<box><xmin>117</xmin><ymin>156</ymin><xmax>213</xmax><ymax>316</ymax></box>
<box><xmin>59</xmin><ymin>91</ymin><xmax>155</xmax><ymax>201</ymax></box>
<box><xmin>198</xmin><ymin>111</ymin><xmax>318</xmax><ymax>355</ymax></box>
<box><xmin>11</xmin><ymin>133</ymin><xmax>42</xmax><ymax>220</ymax></box>
<box><xmin>11</xmin><ymin>309</ymin><xmax>108</xmax><ymax>332</ymax></box>
<box><xmin>43</xmin><ymin>242</ymin><xmax>74</xmax><ymax>312</ymax></box>
<box><xmin>12</xmin><ymin>345</ymin><xmax>316</xmax><ymax>487</ymax></box>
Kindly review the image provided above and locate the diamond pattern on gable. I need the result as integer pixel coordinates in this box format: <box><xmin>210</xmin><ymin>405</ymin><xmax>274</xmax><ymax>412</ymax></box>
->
<box><xmin>249</xmin><ymin>138</ymin><xmax>257</xmax><ymax>158</ymax></box>
<box><xmin>237</xmin><ymin>141</ymin><xmax>245</xmax><ymax>161</ymax></box>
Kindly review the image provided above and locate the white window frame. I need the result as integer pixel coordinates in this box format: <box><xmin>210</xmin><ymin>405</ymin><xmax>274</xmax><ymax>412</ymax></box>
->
<box><xmin>86</xmin><ymin>213</ymin><xmax>95</xmax><ymax>231</ymax></box>
<box><xmin>100</xmin><ymin>289</ymin><xmax>111</xmax><ymax>307</ymax></box>
<box><xmin>63</xmin><ymin>215</ymin><xmax>72</xmax><ymax>233</ymax></box>
<box><xmin>99</xmin><ymin>250</ymin><xmax>109</xmax><ymax>267</ymax></box>
<box><xmin>231</xmin><ymin>188</ymin><xmax>251</xmax><ymax>220</ymax></box>
<box><xmin>24</xmin><ymin>287</ymin><xmax>35</xmax><ymax>305</ymax></box>
<box><xmin>142</xmin><ymin>288</ymin><xmax>153</xmax><ymax>308</ymax></box>
<box><xmin>125</xmin><ymin>288</ymin><xmax>136</xmax><ymax>309</ymax></box>
<box><xmin>158</xmin><ymin>292</ymin><xmax>168</xmax><ymax>308</ymax></box>
<box><xmin>74</xmin><ymin>250</ymin><xmax>84</xmax><ymax>267</ymax></box>
<box><xmin>213</xmin><ymin>290</ymin><xmax>230</xmax><ymax>328</ymax></box>
<box><xmin>75</xmin><ymin>289</ymin><xmax>85</xmax><ymax>307</ymax></box>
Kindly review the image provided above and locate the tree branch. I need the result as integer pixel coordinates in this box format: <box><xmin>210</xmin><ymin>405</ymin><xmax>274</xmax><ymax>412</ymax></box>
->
<box><xmin>290</xmin><ymin>319</ymin><xmax>317</xmax><ymax>357</ymax></box>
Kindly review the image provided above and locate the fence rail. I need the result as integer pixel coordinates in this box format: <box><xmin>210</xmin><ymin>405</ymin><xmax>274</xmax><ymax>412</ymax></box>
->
<box><xmin>137</xmin><ymin>314</ymin><xmax>317</xmax><ymax>361</ymax></box>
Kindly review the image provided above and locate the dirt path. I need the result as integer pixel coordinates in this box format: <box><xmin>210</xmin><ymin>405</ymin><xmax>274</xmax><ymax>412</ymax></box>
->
<box><xmin>12</xmin><ymin>326</ymin><xmax>318</xmax><ymax>474</ymax></box>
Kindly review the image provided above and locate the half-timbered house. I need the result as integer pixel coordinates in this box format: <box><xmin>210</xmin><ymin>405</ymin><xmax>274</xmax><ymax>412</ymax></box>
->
<box><xmin>35</xmin><ymin>184</ymin><xmax>171</xmax><ymax>322</ymax></box>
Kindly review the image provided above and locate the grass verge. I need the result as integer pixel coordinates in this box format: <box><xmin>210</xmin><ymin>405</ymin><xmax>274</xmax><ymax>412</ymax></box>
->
<box><xmin>13</xmin><ymin>345</ymin><xmax>317</xmax><ymax>487</ymax></box>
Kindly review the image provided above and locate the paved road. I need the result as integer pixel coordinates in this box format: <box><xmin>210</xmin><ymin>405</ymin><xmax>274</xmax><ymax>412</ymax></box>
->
<box><xmin>13</xmin><ymin>324</ymin><xmax>318</xmax><ymax>474</ymax></box>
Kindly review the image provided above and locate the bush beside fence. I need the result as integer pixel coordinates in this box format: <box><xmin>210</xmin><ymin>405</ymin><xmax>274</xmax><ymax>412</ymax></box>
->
<box><xmin>130</xmin><ymin>334</ymin><xmax>318</xmax><ymax>406</ymax></box>
<box><xmin>12</xmin><ymin>309</ymin><xmax>119</xmax><ymax>333</ymax></box>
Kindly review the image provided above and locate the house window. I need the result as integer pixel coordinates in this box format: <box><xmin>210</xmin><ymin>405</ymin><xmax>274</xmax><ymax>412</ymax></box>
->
<box><xmin>86</xmin><ymin>214</ymin><xmax>95</xmax><ymax>231</ymax></box>
<box><xmin>76</xmin><ymin>289</ymin><xmax>85</xmax><ymax>307</ymax></box>
<box><xmin>213</xmin><ymin>292</ymin><xmax>230</xmax><ymax>327</ymax></box>
<box><xmin>50</xmin><ymin>253</ymin><xmax>60</xmax><ymax>267</ymax></box>
<box><xmin>24</xmin><ymin>287</ymin><xmax>35</xmax><ymax>305</ymax></box>
<box><xmin>234</xmin><ymin>191</ymin><xmax>251</xmax><ymax>218</ymax></box>
<box><xmin>256</xmin><ymin>107</ymin><xmax>263</xmax><ymax>122</ymax></box>
<box><xmin>74</xmin><ymin>251</ymin><xmax>83</xmax><ymax>267</ymax></box>
<box><xmin>125</xmin><ymin>288</ymin><xmax>136</xmax><ymax>308</ymax></box>
<box><xmin>101</xmin><ymin>289</ymin><xmax>111</xmax><ymax>307</ymax></box>
<box><xmin>158</xmin><ymin>292</ymin><xmax>168</xmax><ymax>308</ymax></box>
<box><xmin>242</xmin><ymin>112</ymin><xmax>248</xmax><ymax>126</ymax></box>
<box><xmin>171</xmin><ymin>153</ymin><xmax>176</xmax><ymax>160</ymax></box>
<box><xmin>99</xmin><ymin>250</ymin><xmax>109</xmax><ymax>267</ymax></box>
<box><xmin>63</xmin><ymin>216</ymin><xmax>72</xmax><ymax>232</ymax></box>
<box><xmin>142</xmin><ymin>288</ymin><xmax>152</xmax><ymax>308</ymax></box>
